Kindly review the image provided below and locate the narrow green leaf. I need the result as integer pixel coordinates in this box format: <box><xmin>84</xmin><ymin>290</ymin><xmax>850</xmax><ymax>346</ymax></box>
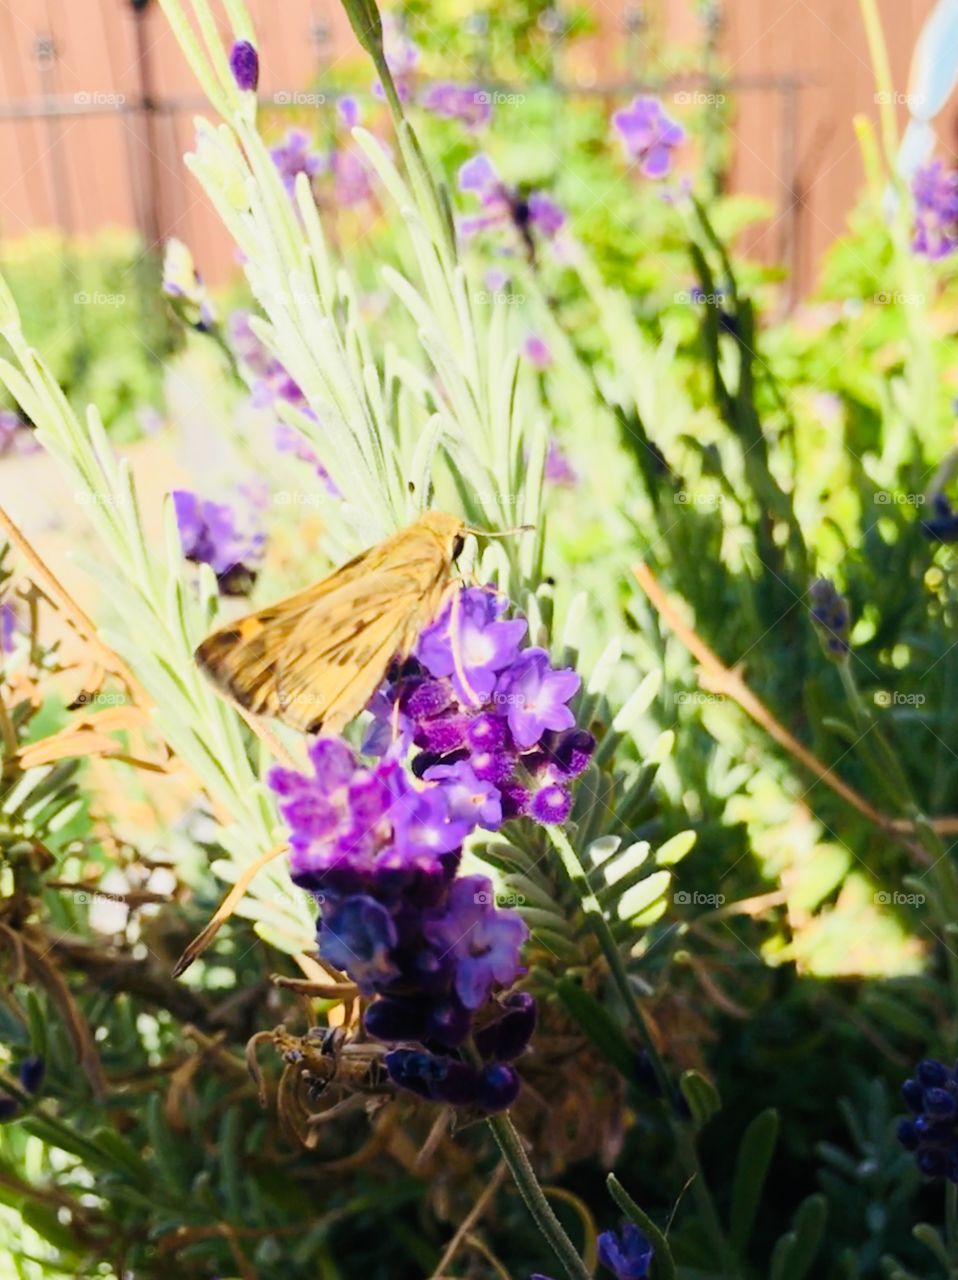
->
<box><xmin>678</xmin><ymin>1069</ymin><xmax>721</xmax><ymax>1127</ymax></box>
<box><xmin>556</xmin><ymin>978</ymin><xmax>634</xmax><ymax>1077</ymax></box>
<box><xmin>730</xmin><ymin>1108</ymin><xmax>779</xmax><ymax>1253</ymax></box>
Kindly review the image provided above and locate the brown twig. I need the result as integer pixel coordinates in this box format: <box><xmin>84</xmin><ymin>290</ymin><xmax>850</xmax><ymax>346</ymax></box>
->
<box><xmin>172</xmin><ymin>841</ymin><xmax>289</xmax><ymax>978</ymax></box>
<box><xmin>633</xmin><ymin>563</ymin><xmax>940</xmax><ymax>860</ymax></box>
<box><xmin>429</xmin><ymin>1162</ymin><xmax>508</xmax><ymax>1280</ymax></box>
<box><xmin>0</xmin><ymin>504</ymin><xmax>149</xmax><ymax>703</ymax></box>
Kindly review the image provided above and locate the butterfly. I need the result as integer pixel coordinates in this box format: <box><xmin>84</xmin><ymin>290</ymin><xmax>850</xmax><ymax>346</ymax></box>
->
<box><xmin>195</xmin><ymin>510</ymin><xmax>468</xmax><ymax>735</ymax></box>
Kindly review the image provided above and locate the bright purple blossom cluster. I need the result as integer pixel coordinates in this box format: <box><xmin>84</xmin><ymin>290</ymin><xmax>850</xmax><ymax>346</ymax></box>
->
<box><xmin>269</xmin><ymin>737</ymin><xmax>535</xmax><ymax>1112</ymax></box>
<box><xmin>457</xmin><ymin>154</ymin><xmax>565</xmax><ymax>254</ymax></box>
<box><xmin>172</xmin><ymin>488</ymin><xmax>265</xmax><ymax>595</ymax></box>
<box><xmin>612</xmin><ymin>95</ymin><xmax>685</xmax><ymax>179</ymax></box>
<box><xmin>365</xmin><ymin>587</ymin><xmax>594</xmax><ymax>827</ymax></box>
<box><xmin>912</xmin><ymin>161</ymin><xmax>958</xmax><ymax>259</ymax></box>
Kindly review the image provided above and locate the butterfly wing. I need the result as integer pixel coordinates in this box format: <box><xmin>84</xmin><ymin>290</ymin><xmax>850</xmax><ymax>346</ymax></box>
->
<box><xmin>195</xmin><ymin>513</ymin><xmax>463</xmax><ymax>733</ymax></box>
<box><xmin>276</xmin><ymin>568</ymin><xmax>433</xmax><ymax>733</ymax></box>
<box><xmin>194</xmin><ymin>546</ymin><xmax>378</xmax><ymax>721</ymax></box>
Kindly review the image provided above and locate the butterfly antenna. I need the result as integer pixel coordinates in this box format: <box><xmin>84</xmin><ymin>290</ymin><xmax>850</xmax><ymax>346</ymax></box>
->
<box><xmin>463</xmin><ymin>523</ymin><xmax>535</xmax><ymax>538</ymax></box>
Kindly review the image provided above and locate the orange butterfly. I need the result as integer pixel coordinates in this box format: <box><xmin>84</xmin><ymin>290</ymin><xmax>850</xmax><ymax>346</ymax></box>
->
<box><xmin>195</xmin><ymin>510</ymin><xmax>467</xmax><ymax>734</ymax></box>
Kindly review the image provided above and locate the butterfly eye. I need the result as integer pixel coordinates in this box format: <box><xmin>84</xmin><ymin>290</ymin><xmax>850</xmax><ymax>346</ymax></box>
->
<box><xmin>452</xmin><ymin>534</ymin><xmax>465</xmax><ymax>561</ymax></box>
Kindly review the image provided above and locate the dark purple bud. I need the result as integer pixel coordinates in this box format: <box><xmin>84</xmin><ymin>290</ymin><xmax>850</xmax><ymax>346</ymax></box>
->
<box><xmin>547</xmin><ymin>728</ymin><xmax>596</xmax><ymax>777</ymax></box>
<box><xmin>477</xmin><ymin>1062</ymin><xmax>520</xmax><ymax>1112</ymax></box>
<box><xmin>229</xmin><ymin>40</ymin><xmax>259</xmax><ymax>92</ymax></box>
<box><xmin>364</xmin><ymin>997</ymin><xmax>429</xmax><ymax>1044</ymax></box>
<box><xmin>499</xmin><ymin>781</ymin><xmax>530</xmax><ymax>819</ymax></box>
<box><xmin>897</xmin><ymin>1117</ymin><xmax>920</xmax><ymax>1150</ymax></box>
<box><xmin>471</xmin><ymin>749</ymin><xmax>516</xmax><ymax>785</ymax></box>
<box><xmin>426</xmin><ymin>996</ymin><xmax>472</xmax><ymax>1048</ymax></box>
<box><xmin>529</xmin><ymin>783</ymin><xmax>572</xmax><ymax>825</ymax></box>
<box><xmin>474</xmin><ymin>991</ymin><xmax>537</xmax><ymax>1061</ymax></box>
<box><xmin>915</xmin><ymin>1114</ymin><xmax>953</xmax><ymax>1145</ymax></box>
<box><xmin>18</xmin><ymin>1056</ymin><xmax>44</xmax><ymax>1095</ymax></box>
<box><xmin>405</xmin><ymin>678</ymin><xmax>455</xmax><ymax>720</ymax></box>
<box><xmin>432</xmin><ymin>1058</ymin><xmax>482</xmax><ymax>1107</ymax></box>
<box><xmin>925</xmin><ymin>1086</ymin><xmax>957</xmax><ymax>1119</ymax></box>
<box><xmin>918</xmin><ymin>1059</ymin><xmax>950</xmax><ymax>1088</ymax></box>
<box><xmin>385</xmin><ymin>1048</ymin><xmax>445</xmax><ymax>1100</ymax></box>
<box><xmin>416</xmin><ymin>713</ymin><xmax>470</xmax><ymax>755</ymax></box>
<box><xmin>902</xmin><ymin>1077</ymin><xmax>925</xmax><ymax>1112</ymax></box>
<box><xmin>917</xmin><ymin>1146</ymin><xmax>949</xmax><ymax>1178</ymax></box>
<box><xmin>0</xmin><ymin>1095</ymin><xmax>17</xmax><ymax>1122</ymax></box>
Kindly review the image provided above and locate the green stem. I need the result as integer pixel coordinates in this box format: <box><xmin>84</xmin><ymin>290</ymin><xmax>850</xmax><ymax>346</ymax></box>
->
<box><xmin>546</xmin><ymin>825</ymin><xmax>739</xmax><ymax>1276</ymax></box>
<box><xmin>483</xmin><ymin>1108</ymin><xmax>591</xmax><ymax>1280</ymax></box>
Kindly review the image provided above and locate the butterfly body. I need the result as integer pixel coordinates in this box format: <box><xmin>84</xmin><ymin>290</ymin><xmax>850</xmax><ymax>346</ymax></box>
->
<box><xmin>195</xmin><ymin>510</ymin><xmax>465</xmax><ymax>734</ymax></box>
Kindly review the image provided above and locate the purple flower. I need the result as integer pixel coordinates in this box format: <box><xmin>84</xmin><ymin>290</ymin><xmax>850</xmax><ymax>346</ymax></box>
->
<box><xmin>425</xmin><ymin>875</ymin><xmax>528</xmax><ymax>1009</ymax></box>
<box><xmin>319</xmin><ymin>895</ymin><xmax>399</xmax><ymax>993</ymax></box>
<box><xmin>337</xmin><ymin>95</ymin><xmax>361</xmax><ymax>129</ymax></box>
<box><xmin>172</xmin><ymin>488</ymin><xmax>264</xmax><ymax>594</ymax></box>
<box><xmin>543</xmin><ymin>438</ymin><xmax>578</xmax><ymax>487</ymax></box>
<box><xmin>422</xmin><ymin>82</ymin><xmax>491</xmax><ymax>129</ymax></box>
<box><xmin>0</xmin><ymin>410</ymin><xmax>38</xmax><ymax>458</ymax></box>
<box><xmin>270</xmin><ymin>128</ymin><xmax>326</xmax><ymax>197</ymax></box>
<box><xmin>457</xmin><ymin>154</ymin><xmax>565</xmax><ymax>249</ymax></box>
<box><xmin>495</xmin><ymin>648</ymin><xmax>580</xmax><ymax>749</ymax></box>
<box><xmin>417</xmin><ymin>588</ymin><xmax>527</xmax><ymax>702</ymax></box>
<box><xmin>330</xmin><ymin>147</ymin><xmax>373</xmax><ymax>208</ymax></box>
<box><xmin>229</xmin><ymin>40</ymin><xmax>259</xmax><ymax>93</ymax></box>
<box><xmin>597</xmin><ymin>1223</ymin><xmax>654</xmax><ymax>1280</ymax></box>
<box><xmin>522</xmin><ymin>333</ymin><xmax>552</xmax><ymax>369</ymax></box>
<box><xmin>612</xmin><ymin>96</ymin><xmax>685</xmax><ymax>178</ymax></box>
<box><xmin>1</xmin><ymin>598</ymin><xmax>23</xmax><ymax>654</ymax></box>
<box><xmin>424</xmin><ymin>760</ymin><xmax>504</xmax><ymax>829</ymax></box>
<box><xmin>374</xmin><ymin>14</ymin><xmax>419</xmax><ymax>102</ymax></box>
<box><xmin>913</xmin><ymin>161</ymin><xmax>958</xmax><ymax>259</ymax></box>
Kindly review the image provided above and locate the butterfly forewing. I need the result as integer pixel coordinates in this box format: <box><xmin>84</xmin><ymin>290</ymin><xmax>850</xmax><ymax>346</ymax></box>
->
<box><xmin>194</xmin><ymin>511</ymin><xmax>464</xmax><ymax>734</ymax></box>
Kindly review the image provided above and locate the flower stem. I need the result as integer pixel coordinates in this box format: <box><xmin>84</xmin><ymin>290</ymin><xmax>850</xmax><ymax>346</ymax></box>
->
<box><xmin>547</xmin><ymin>824</ymin><xmax>739</xmax><ymax>1276</ymax></box>
<box><xmin>483</xmin><ymin>1109</ymin><xmax>591</xmax><ymax>1280</ymax></box>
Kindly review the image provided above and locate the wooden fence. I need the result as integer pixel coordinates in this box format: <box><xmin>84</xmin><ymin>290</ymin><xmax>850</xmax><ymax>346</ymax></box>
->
<box><xmin>0</xmin><ymin>0</ymin><xmax>948</xmax><ymax>300</ymax></box>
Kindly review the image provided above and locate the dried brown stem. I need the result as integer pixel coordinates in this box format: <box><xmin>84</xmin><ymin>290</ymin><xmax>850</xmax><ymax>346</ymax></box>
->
<box><xmin>633</xmin><ymin>562</ymin><xmax>940</xmax><ymax>860</ymax></box>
